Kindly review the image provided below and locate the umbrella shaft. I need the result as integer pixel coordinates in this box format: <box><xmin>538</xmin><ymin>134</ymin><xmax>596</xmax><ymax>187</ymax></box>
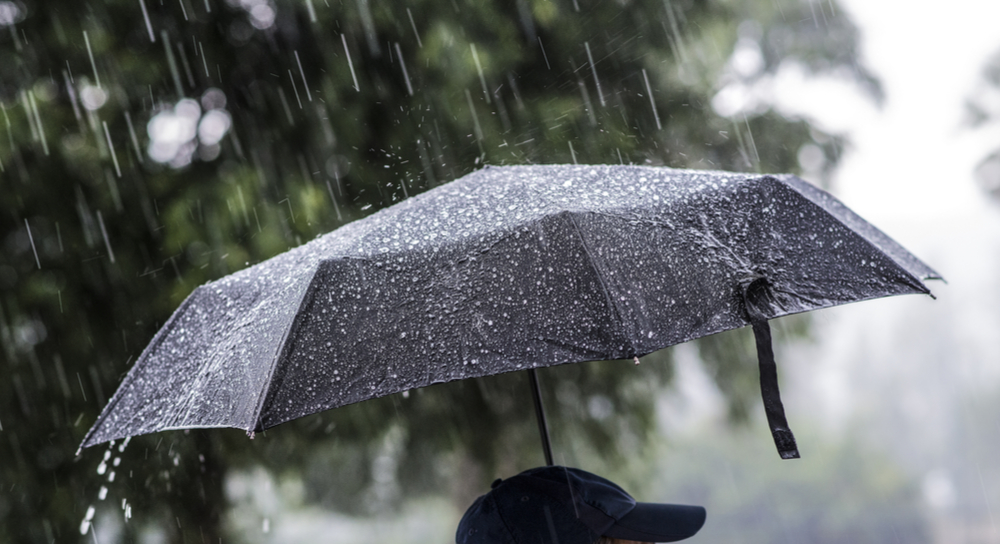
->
<box><xmin>528</xmin><ymin>368</ymin><xmax>555</xmax><ymax>466</ymax></box>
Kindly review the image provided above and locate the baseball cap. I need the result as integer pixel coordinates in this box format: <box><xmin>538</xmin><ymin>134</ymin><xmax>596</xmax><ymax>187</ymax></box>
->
<box><xmin>456</xmin><ymin>465</ymin><xmax>706</xmax><ymax>543</ymax></box>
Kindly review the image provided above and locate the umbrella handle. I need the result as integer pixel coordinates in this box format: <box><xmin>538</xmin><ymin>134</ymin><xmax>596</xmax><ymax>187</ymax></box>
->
<box><xmin>528</xmin><ymin>368</ymin><xmax>555</xmax><ymax>466</ymax></box>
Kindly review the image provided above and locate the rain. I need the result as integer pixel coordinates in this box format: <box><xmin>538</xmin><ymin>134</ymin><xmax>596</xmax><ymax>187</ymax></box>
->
<box><xmin>1</xmin><ymin>0</ymin><xmax>1000</xmax><ymax>543</ymax></box>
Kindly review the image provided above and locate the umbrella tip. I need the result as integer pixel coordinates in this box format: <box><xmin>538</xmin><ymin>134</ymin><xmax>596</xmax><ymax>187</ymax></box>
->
<box><xmin>633</xmin><ymin>356</ymin><xmax>641</xmax><ymax>365</ymax></box>
<box><xmin>247</xmin><ymin>430</ymin><xmax>256</xmax><ymax>440</ymax></box>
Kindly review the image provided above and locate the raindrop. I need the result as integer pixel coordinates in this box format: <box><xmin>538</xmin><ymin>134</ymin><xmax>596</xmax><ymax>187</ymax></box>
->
<box><xmin>23</xmin><ymin>219</ymin><xmax>40</xmax><ymax>269</ymax></box>
<box><xmin>584</xmin><ymin>42</ymin><xmax>605</xmax><ymax>107</ymax></box>
<box><xmin>79</xmin><ymin>505</ymin><xmax>95</xmax><ymax>535</ymax></box>
<box><xmin>103</xmin><ymin>121</ymin><xmax>122</xmax><ymax>178</ymax></box>
<box><xmin>406</xmin><ymin>8</ymin><xmax>422</xmax><ymax>48</ymax></box>
<box><xmin>642</xmin><ymin>69</ymin><xmax>662</xmax><ymax>130</ymax></box>
<box><xmin>83</xmin><ymin>31</ymin><xmax>101</xmax><ymax>89</ymax></box>
<box><xmin>537</xmin><ymin>37</ymin><xmax>551</xmax><ymax>70</ymax></box>
<box><xmin>395</xmin><ymin>43</ymin><xmax>414</xmax><ymax>96</ymax></box>
<box><xmin>471</xmin><ymin>44</ymin><xmax>490</xmax><ymax>104</ymax></box>
<box><xmin>96</xmin><ymin>210</ymin><xmax>116</xmax><ymax>264</ymax></box>
<box><xmin>341</xmin><ymin>34</ymin><xmax>360</xmax><ymax>91</ymax></box>
<box><xmin>138</xmin><ymin>0</ymin><xmax>155</xmax><ymax>42</ymax></box>
<box><xmin>288</xmin><ymin>69</ymin><xmax>304</xmax><ymax>109</ymax></box>
<box><xmin>294</xmin><ymin>51</ymin><xmax>312</xmax><ymax>102</ymax></box>
<box><xmin>27</xmin><ymin>91</ymin><xmax>49</xmax><ymax>156</ymax></box>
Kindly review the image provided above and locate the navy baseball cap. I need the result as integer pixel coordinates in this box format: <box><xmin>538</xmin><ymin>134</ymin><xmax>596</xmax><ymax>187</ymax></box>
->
<box><xmin>456</xmin><ymin>466</ymin><xmax>706</xmax><ymax>543</ymax></box>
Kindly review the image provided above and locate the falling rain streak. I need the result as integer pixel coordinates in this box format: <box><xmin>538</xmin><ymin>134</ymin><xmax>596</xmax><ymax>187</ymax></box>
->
<box><xmin>471</xmin><ymin>44</ymin><xmax>490</xmax><ymax>104</ymax></box>
<box><xmin>96</xmin><ymin>211</ymin><xmax>115</xmax><ymax>264</ymax></box>
<box><xmin>162</xmin><ymin>31</ymin><xmax>184</xmax><ymax>98</ymax></box>
<box><xmin>342</xmin><ymin>34</ymin><xmax>360</xmax><ymax>91</ymax></box>
<box><xmin>407</xmin><ymin>8</ymin><xmax>422</xmax><ymax>48</ymax></box>
<box><xmin>642</xmin><ymin>69</ymin><xmax>662</xmax><ymax>130</ymax></box>
<box><xmin>743</xmin><ymin>112</ymin><xmax>761</xmax><ymax>169</ymax></box>
<box><xmin>538</xmin><ymin>37</ymin><xmax>551</xmax><ymax>70</ymax></box>
<box><xmin>83</xmin><ymin>30</ymin><xmax>101</xmax><ymax>89</ymax></box>
<box><xmin>584</xmin><ymin>42</ymin><xmax>605</xmax><ymax>107</ymax></box>
<box><xmin>24</xmin><ymin>219</ymin><xmax>40</xmax><ymax>269</ymax></box>
<box><xmin>124</xmin><ymin>111</ymin><xmax>142</xmax><ymax>158</ymax></box>
<box><xmin>102</xmin><ymin>121</ymin><xmax>122</xmax><ymax>177</ymax></box>
<box><xmin>288</xmin><ymin>70</ymin><xmax>303</xmax><ymax>109</ymax></box>
<box><xmin>199</xmin><ymin>42</ymin><xmax>210</xmax><ymax>78</ymax></box>
<box><xmin>27</xmin><ymin>90</ymin><xmax>49</xmax><ymax>156</ymax></box>
<box><xmin>139</xmin><ymin>0</ymin><xmax>155</xmax><ymax>37</ymax></box>
<box><xmin>395</xmin><ymin>43</ymin><xmax>414</xmax><ymax>96</ymax></box>
<box><xmin>464</xmin><ymin>88</ymin><xmax>485</xmax><ymax>154</ymax></box>
<box><xmin>294</xmin><ymin>51</ymin><xmax>312</xmax><ymax>102</ymax></box>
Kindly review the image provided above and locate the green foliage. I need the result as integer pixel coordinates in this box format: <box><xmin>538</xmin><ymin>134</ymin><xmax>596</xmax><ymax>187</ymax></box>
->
<box><xmin>0</xmin><ymin>0</ymin><xmax>874</xmax><ymax>541</ymax></box>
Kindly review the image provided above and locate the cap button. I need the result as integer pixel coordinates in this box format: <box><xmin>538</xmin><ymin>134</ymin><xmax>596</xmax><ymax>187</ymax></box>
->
<box><xmin>491</xmin><ymin>478</ymin><xmax>503</xmax><ymax>489</ymax></box>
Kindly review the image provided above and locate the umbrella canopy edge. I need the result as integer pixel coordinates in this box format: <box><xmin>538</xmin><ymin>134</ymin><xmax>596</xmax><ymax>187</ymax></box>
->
<box><xmin>78</xmin><ymin>288</ymin><xmax>203</xmax><ymax>451</ymax></box>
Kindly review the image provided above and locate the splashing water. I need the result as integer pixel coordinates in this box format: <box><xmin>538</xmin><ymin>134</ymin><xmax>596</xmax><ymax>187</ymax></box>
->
<box><xmin>79</xmin><ymin>505</ymin><xmax>95</xmax><ymax>535</ymax></box>
<box><xmin>80</xmin><ymin>437</ymin><xmax>133</xmax><ymax>535</ymax></box>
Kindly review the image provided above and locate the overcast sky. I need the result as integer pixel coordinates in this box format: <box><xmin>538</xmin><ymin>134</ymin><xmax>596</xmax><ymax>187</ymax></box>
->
<box><xmin>794</xmin><ymin>0</ymin><xmax>1000</xmax><ymax>229</ymax></box>
<box><xmin>770</xmin><ymin>0</ymin><xmax>1000</xmax><ymax>449</ymax></box>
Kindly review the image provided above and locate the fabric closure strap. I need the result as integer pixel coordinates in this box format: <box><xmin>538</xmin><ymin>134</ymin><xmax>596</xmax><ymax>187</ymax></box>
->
<box><xmin>743</xmin><ymin>280</ymin><xmax>800</xmax><ymax>460</ymax></box>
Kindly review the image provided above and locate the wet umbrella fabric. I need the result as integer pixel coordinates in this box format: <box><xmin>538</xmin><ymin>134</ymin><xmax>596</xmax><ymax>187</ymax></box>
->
<box><xmin>80</xmin><ymin>165</ymin><xmax>939</xmax><ymax>457</ymax></box>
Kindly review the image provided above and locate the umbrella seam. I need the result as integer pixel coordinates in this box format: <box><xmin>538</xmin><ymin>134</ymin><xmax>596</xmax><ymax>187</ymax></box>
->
<box><xmin>562</xmin><ymin>211</ymin><xmax>635</xmax><ymax>358</ymax></box>
<box><xmin>248</xmin><ymin>264</ymin><xmax>327</xmax><ymax>433</ymax></box>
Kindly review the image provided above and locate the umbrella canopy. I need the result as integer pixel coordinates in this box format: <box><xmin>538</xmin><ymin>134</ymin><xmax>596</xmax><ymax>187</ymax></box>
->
<box><xmin>79</xmin><ymin>165</ymin><xmax>939</xmax><ymax>455</ymax></box>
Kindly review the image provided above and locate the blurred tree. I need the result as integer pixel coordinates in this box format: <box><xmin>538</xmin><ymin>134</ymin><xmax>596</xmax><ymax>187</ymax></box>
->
<box><xmin>968</xmin><ymin>47</ymin><xmax>1000</xmax><ymax>200</ymax></box>
<box><xmin>0</xmin><ymin>0</ymin><xmax>876</xmax><ymax>541</ymax></box>
<box><xmin>638</xmin><ymin>427</ymin><xmax>931</xmax><ymax>544</ymax></box>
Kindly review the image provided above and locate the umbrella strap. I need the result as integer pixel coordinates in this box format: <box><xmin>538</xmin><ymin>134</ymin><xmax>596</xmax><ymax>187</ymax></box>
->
<box><xmin>747</xmin><ymin>310</ymin><xmax>801</xmax><ymax>460</ymax></box>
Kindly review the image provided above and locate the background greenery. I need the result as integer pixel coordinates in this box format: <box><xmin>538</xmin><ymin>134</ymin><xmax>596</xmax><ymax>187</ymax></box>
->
<box><xmin>0</xmin><ymin>0</ymin><xmax>914</xmax><ymax>542</ymax></box>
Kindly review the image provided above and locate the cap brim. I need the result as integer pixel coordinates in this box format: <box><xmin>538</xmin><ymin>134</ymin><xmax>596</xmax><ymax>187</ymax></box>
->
<box><xmin>602</xmin><ymin>502</ymin><xmax>706</xmax><ymax>542</ymax></box>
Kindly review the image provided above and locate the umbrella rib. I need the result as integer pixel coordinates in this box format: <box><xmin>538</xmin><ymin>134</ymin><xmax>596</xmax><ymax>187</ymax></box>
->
<box><xmin>562</xmin><ymin>211</ymin><xmax>634</xmax><ymax>357</ymax></box>
<box><xmin>775</xmin><ymin>176</ymin><xmax>939</xmax><ymax>291</ymax></box>
<box><xmin>248</xmin><ymin>264</ymin><xmax>327</xmax><ymax>434</ymax></box>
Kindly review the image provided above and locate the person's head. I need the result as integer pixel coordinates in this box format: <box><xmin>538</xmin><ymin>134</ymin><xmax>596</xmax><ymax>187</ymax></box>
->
<box><xmin>456</xmin><ymin>466</ymin><xmax>705</xmax><ymax>544</ymax></box>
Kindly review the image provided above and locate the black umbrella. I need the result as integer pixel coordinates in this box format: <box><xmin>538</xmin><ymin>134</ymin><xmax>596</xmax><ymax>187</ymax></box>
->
<box><xmin>79</xmin><ymin>165</ymin><xmax>939</xmax><ymax>460</ymax></box>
